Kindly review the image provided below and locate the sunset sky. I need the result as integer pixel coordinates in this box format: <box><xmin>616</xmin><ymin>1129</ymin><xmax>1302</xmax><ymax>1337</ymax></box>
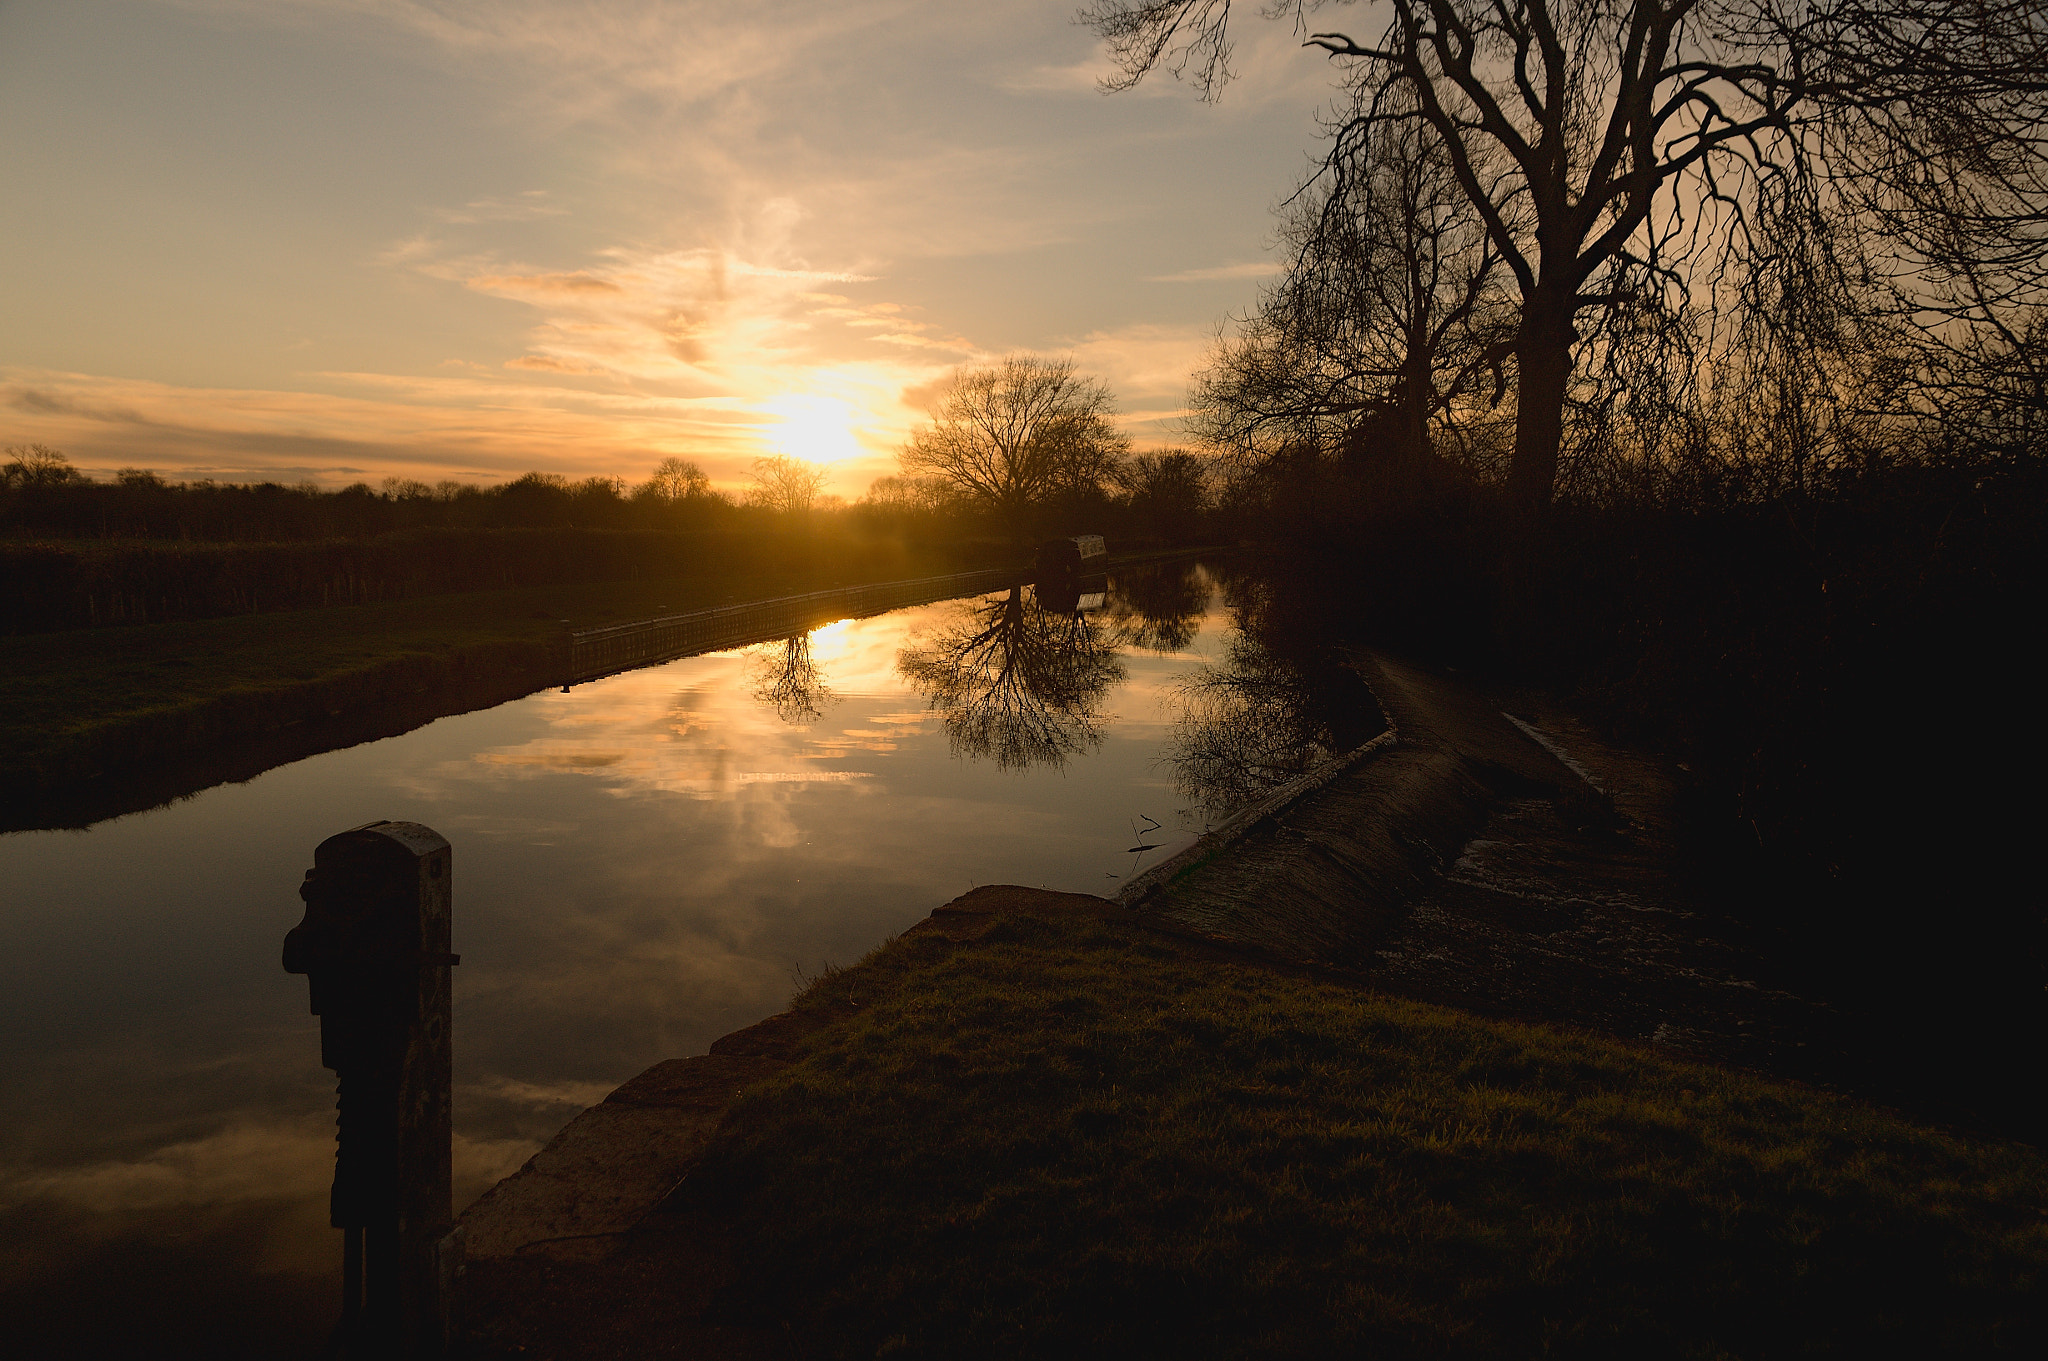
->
<box><xmin>1</xmin><ymin>0</ymin><xmax>1343</xmax><ymax>497</ymax></box>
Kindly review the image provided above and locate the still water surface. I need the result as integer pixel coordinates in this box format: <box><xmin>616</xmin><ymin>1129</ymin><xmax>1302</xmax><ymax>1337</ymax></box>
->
<box><xmin>0</xmin><ymin>560</ymin><xmax>1360</xmax><ymax>1356</ymax></box>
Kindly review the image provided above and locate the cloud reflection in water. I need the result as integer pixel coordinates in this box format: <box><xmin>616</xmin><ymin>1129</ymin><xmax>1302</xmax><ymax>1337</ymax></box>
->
<box><xmin>0</xmin><ymin>562</ymin><xmax>1287</xmax><ymax>1353</ymax></box>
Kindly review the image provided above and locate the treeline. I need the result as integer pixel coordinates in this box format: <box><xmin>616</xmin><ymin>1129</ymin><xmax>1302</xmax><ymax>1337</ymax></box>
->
<box><xmin>861</xmin><ymin>449</ymin><xmax>1215</xmax><ymax>550</ymax></box>
<box><xmin>0</xmin><ymin>446</ymin><xmax>1220</xmax><ymax>550</ymax></box>
<box><xmin>0</xmin><ymin>452</ymin><xmax>743</xmax><ymax>542</ymax></box>
<box><xmin>0</xmin><ymin>444</ymin><xmax>1223</xmax><ymax>633</ymax></box>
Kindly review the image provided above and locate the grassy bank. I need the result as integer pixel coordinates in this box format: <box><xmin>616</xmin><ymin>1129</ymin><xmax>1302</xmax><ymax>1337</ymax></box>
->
<box><xmin>650</xmin><ymin>900</ymin><xmax>2046</xmax><ymax>1359</ymax></box>
<box><xmin>0</xmin><ymin>524</ymin><xmax>1016</xmax><ymax>632</ymax></box>
<box><xmin>0</xmin><ymin>549</ymin><xmax>1002</xmax><ymax>819</ymax></box>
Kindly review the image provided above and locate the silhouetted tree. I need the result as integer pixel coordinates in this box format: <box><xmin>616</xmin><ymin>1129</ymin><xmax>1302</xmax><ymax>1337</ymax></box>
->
<box><xmin>860</xmin><ymin>473</ymin><xmax>957</xmax><ymax>516</ymax></box>
<box><xmin>1195</xmin><ymin>99</ymin><xmax>1510</xmax><ymax>489</ymax></box>
<box><xmin>900</xmin><ymin>356</ymin><xmax>1130</xmax><ymax>538</ymax></box>
<box><xmin>1112</xmin><ymin>450</ymin><xmax>1215</xmax><ymax>544</ymax></box>
<box><xmin>638</xmin><ymin>457</ymin><xmax>712</xmax><ymax>503</ymax></box>
<box><xmin>1084</xmin><ymin>0</ymin><xmax>2048</xmax><ymax>507</ymax></box>
<box><xmin>748</xmin><ymin>455</ymin><xmax>830</xmax><ymax>515</ymax></box>
<box><xmin>2</xmin><ymin>445</ymin><xmax>83</xmax><ymax>488</ymax></box>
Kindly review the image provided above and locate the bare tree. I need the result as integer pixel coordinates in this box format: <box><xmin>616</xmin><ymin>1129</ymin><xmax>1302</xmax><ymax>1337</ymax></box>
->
<box><xmin>639</xmin><ymin>456</ymin><xmax>711</xmax><ymax>503</ymax></box>
<box><xmin>1809</xmin><ymin>5</ymin><xmax>2048</xmax><ymax>464</ymax></box>
<box><xmin>2</xmin><ymin>444</ymin><xmax>82</xmax><ymax>488</ymax></box>
<box><xmin>1112</xmin><ymin>449</ymin><xmax>1215</xmax><ymax>542</ymax></box>
<box><xmin>860</xmin><ymin>473</ymin><xmax>958</xmax><ymax>515</ymax></box>
<box><xmin>1193</xmin><ymin>99</ymin><xmax>1511</xmax><ymax>479</ymax></box>
<box><xmin>747</xmin><ymin>454</ymin><xmax>829</xmax><ymax>515</ymax></box>
<box><xmin>900</xmin><ymin>356</ymin><xmax>1130</xmax><ymax>537</ymax></box>
<box><xmin>1083</xmin><ymin>0</ymin><xmax>2048</xmax><ymax>508</ymax></box>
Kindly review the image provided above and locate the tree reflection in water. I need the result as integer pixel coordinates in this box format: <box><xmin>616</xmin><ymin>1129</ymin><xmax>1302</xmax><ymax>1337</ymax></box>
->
<box><xmin>1165</xmin><ymin>568</ymin><xmax>1384</xmax><ymax>819</ymax></box>
<box><xmin>750</xmin><ymin>633</ymin><xmax>832</xmax><ymax>725</ymax></box>
<box><xmin>1103</xmin><ymin>559</ymin><xmax>1208</xmax><ymax>654</ymax></box>
<box><xmin>897</xmin><ymin>584</ymin><xmax>1125</xmax><ymax>771</ymax></box>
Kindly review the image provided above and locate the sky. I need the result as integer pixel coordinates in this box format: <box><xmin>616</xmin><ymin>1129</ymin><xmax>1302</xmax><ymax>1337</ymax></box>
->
<box><xmin>0</xmin><ymin>0</ymin><xmax>1344</xmax><ymax>497</ymax></box>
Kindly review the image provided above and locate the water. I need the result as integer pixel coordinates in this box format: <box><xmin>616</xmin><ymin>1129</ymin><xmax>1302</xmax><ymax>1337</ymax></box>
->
<box><xmin>0</xmin><ymin>559</ymin><xmax>1367</xmax><ymax>1357</ymax></box>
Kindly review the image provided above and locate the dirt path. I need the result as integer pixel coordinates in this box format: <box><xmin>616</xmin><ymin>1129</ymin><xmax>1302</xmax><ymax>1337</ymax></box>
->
<box><xmin>1359</xmin><ymin>671</ymin><xmax>1850</xmax><ymax>1090</ymax></box>
<box><xmin>1123</xmin><ymin>650</ymin><xmax>1847</xmax><ymax>1090</ymax></box>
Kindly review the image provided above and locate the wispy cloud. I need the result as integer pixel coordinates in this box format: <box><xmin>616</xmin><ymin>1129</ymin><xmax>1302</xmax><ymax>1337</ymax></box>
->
<box><xmin>503</xmin><ymin>355</ymin><xmax>607</xmax><ymax>374</ymax></box>
<box><xmin>1064</xmin><ymin>322</ymin><xmax>1213</xmax><ymax>426</ymax></box>
<box><xmin>1147</xmin><ymin>261</ymin><xmax>1283</xmax><ymax>283</ymax></box>
<box><xmin>469</xmin><ymin>272</ymin><xmax>624</xmax><ymax>296</ymax></box>
<box><xmin>432</xmin><ymin>190</ymin><xmax>568</xmax><ymax>224</ymax></box>
<box><xmin>12</xmin><ymin>1</ymin><xmax>1333</xmax><ymax>487</ymax></box>
<box><xmin>1</xmin><ymin>365</ymin><xmax>777</xmax><ymax>488</ymax></box>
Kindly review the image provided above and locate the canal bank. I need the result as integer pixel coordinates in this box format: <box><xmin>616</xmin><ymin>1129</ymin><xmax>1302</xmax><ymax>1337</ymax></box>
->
<box><xmin>456</xmin><ymin>652</ymin><xmax>2048</xmax><ymax>1358</ymax></box>
<box><xmin>1</xmin><ymin>554</ymin><xmax>1272</xmax><ymax>1359</ymax></box>
<box><xmin>0</xmin><ymin>549</ymin><xmax>1211</xmax><ymax>832</ymax></box>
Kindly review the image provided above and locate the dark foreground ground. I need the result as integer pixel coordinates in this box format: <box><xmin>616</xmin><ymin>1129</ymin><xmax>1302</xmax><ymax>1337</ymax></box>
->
<box><xmin>457</xmin><ymin>653</ymin><xmax>2048</xmax><ymax>1359</ymax></box>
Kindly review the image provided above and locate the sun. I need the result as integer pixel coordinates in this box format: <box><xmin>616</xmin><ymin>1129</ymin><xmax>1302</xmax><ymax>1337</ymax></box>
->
<box><xmin>764</xmin><ymin>393</ymin><xmax>867</xmax><ymax>465</ymax></box>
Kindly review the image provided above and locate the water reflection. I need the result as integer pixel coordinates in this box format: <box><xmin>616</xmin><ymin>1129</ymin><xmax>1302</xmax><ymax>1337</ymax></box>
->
<box><xmin>1104</xmin><ymin>560</ymin><xmax>1208</xmax><ymax>655</ymax></box>
<box><xmin>897</xmin><ymin>584</ymin><xmax>1126</xmax><ymax>771</ymax></box>
<box><xmin>750</xmin><ymin>633</ymin><xmax>833</xmax><ymax>725</ymax></box>
<box><xmin>1168</xmin><ymin>634</ymin><xmax>1346</xmax><ymax>814</ymax></box>
<box><xmin>0</xmin><ymin>556</ymin><xmax>1398</xmax><ymax>1357</ymax></box>
<box><xmin>1166</xmin><ymin>566</ymin><xmax>1386</xmax><ymax>819</ymax></box>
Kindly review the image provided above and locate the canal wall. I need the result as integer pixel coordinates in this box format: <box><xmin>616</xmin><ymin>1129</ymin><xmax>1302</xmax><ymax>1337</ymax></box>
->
<box><xmin>1124</xmin><ymin>651</ymin><xmax>1606</xmax><ymax>964</ymax></box>
<box><xmin>565</xmin><ymin>566</ymin><xmax>1025</xmax><ymax>683</ymax></box>
<box><xmin>8</xmin><ymin>550</ymin><xmax>1217</xmax><ymax>833</ymax></box>
<box><xmin>3</xmin><ymin>635</ymin><xmax>563</xmax><ymax>832</ymax></box>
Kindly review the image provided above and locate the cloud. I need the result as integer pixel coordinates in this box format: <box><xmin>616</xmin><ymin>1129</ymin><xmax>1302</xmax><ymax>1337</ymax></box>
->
<box><xmin>469</xmin><ymin>272</ymin><xmax>624</xmax><ymax>296</ymax></box>
<box><xmin>6</xmin><ymin>386</ymin><xmax>150</xmax><ymax>425</ymax></box>
<box><xmin>1</xmin><ymin>365</ymin><xmax>754</xmax><ymax>487</ymax></box>
<box><xmin>0</xmin><ymin>1120</ymin><xmax>332</xmax><ymax>1216</ymax></box>
<box><xmin>504</xmin><ymin>354</ymin><xmax>607</xmax><ymax>374</ymax></box>
<box><xmin>353</xmin><ymin>215</ymin><xmax>990</xmax><ymax>483</ymax></box>
<box><xmin>898</xmin><ymin>374</ymin><xmax>956</xmax><ymax>414</ymax></box>
<box><xmin>28</xmin><ymin>0</ymin><xmax>1333</xmax><ymax>490</ymax></box>
<box><xmin>1147</xmin><ymin>261</ymin><xmax>1283</xmax><ymax>283</ymax></box>
<box><xmin>1066</xmin><ymin>322</ymin><xmax>1213</xmax><ymax>402</ymax></box>
<box><xmin>1000</xmin><ymin>55</ymin><xmax>1175</xmax><ymax>98</ymax></box>
<box><xmin>432</xmin><ymin>191</ymin><xmax>568</xmax><ymax>224</ymax></box>
<box><xmin>0</xmin><ymin>348</ymin><xmax>930</xmax><ymax>495</ymax></box>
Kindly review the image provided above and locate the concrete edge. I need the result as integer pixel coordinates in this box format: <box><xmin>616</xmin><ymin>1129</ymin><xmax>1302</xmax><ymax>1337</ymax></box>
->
<box><xmin>1114</xmin><ymin>730</ymin><xmax>1398</xmax><ymax>911</ymax></box>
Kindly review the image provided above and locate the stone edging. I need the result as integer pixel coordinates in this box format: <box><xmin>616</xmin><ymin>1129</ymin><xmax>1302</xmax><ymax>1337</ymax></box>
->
<box><xmin>1114</xmin><ymin>730</ymin><xmax>1398</xmax><ymax>911</ymax></box>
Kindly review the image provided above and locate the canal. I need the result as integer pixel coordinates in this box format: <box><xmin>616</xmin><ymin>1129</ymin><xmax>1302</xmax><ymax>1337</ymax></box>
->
<box><xmin>0</xmin><ymin>557</ymin><xmax>1378</xmax><ymax>1357</ymax></box>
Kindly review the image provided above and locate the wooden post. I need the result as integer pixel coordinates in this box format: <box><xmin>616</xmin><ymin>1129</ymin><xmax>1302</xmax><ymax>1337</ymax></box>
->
<box><xmin>285</xmin><ymin>821</ymin><xmax>460</xmax><ymax>1357</ymax></box>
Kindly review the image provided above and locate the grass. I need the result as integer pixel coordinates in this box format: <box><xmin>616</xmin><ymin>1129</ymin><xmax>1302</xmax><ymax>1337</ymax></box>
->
<box><xmin>681</xmin><ymin>902</ymin><xmax>2048</xmax><ymax>1359</ymax></box>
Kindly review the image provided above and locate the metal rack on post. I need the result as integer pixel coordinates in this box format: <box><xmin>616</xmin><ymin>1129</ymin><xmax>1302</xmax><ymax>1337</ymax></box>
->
<box><xmin>285</xmin><ymin>820</ymin><xmax>462</xmax><ymax>1358</ymax></box>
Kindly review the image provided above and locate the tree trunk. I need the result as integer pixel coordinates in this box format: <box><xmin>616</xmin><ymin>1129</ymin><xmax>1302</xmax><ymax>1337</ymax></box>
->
<box><xmin>1509</xmin><ymin>297</ymin><xmax>1576</xmax><ymax>514</ymax></box>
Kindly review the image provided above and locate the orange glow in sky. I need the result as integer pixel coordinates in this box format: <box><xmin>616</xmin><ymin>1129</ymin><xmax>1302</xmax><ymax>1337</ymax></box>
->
<box><xmin>0</xmin><ymin>1</ymin><xmax>1320</xmax><ymax>498</ymax></box>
